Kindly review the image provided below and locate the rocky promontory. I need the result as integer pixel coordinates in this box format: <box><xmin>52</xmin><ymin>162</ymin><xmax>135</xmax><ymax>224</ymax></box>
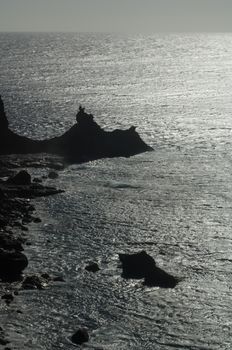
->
<box><xmin>0</xmin><ymin>98</ymin><xmax>152</xmax><ymax>162</ymax></box>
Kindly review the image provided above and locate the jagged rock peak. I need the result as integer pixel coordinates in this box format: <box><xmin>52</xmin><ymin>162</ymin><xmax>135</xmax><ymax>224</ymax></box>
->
<box><xmin>0</xmin><ymin>95</ymin><xmax>9</xmax><ymax>130</ymax></box>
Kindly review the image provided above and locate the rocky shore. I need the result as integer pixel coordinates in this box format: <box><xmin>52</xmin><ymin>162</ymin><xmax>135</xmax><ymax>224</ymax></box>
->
<box><xmin>0</xmin><ymin>160</ymin><xmax>65</xmax><ymax>347</ymax></box>
<box><xmin>0</xmin><ymin>96</ymin><xmax>155</xmax><ymax>347</ymax></box>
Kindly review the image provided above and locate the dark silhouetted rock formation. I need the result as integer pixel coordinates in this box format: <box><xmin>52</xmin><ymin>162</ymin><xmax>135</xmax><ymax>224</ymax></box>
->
<box><xmin>0</xmin><ymin>95</ymin><xmax>8</xmax><ymax>130</ymax></box>
<box><xmin>119</xmin><ymin>250</ymin><xmax>178</xmax><ymax>288</ymax></box>
<box><xmin>7</xmin><ymin>170</ymin><xmax>31</xmax><ymax>186</ymax></box>
<box><xmin>71</xmin><ymin>328</ymin><xmax>89</xmax><ymax>345</ymax></box>
<box><xmin>0</xmin><ymin>97</ymin><xmax>153</xmax><ymax>162</ymax></box>
<box><xmin>85</xmin><ymin>261</ymin><xmax>100</xmax><ymax>273</ymax></box>
<box><xmin>0</xmin><ymin>249</ymin><xmax>28</xmax><ymax>280</ymax></box>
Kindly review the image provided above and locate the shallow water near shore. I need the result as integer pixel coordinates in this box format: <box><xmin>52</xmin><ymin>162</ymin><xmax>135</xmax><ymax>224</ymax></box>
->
<box><xmin>1</xmin><ymin>33</ymin><xmax>232</xmax><ymax>349</ymax></box>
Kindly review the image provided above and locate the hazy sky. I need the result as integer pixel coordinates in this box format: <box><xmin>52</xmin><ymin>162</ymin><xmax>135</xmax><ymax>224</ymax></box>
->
<box><xmin>0</xmin><ymin>0</ymin><xmax>232</xmax><ymax>32</ymax></box>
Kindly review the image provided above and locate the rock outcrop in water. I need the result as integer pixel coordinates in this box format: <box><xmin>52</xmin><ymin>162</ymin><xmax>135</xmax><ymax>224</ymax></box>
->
<box><xmin>0</xmin><ymin>97</ymin><xmax>153</xmax><ymax>162</ymax></box>
<box><xmin>119</xmin><ymin>251</ymin><xmax>178</xmax><ymax>288</ymax></box>
<box><xmin>71</xmin><ymin>327</ymin><xmax>89</xmax><ymax>345</ymax></box>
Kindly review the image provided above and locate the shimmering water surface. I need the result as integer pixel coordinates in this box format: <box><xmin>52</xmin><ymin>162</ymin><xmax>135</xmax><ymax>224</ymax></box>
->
<box><xmin>1</xmin><ymin>33</ymin><xmax>232</xmax><ymax>349</ymax></box>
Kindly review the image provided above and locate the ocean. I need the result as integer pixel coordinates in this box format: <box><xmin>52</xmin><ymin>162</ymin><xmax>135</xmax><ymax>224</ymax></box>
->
<box><xmin>1</xmin><ymin>32</ymin><xmax>232</xmax><ymax>349</ymax></box>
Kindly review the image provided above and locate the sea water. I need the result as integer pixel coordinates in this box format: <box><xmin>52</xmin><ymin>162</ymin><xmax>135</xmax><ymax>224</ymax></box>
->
<box><xmin>1</xmin><ymin>33</ymin><xmax>232</xmax><ymax>349</ymax></box>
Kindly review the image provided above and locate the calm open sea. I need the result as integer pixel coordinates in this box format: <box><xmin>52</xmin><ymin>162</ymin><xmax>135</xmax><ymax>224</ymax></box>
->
<box><xmin>1</xmin><ymin>33</ymin><xmax>232</xmax><ymax>349</ymax></box>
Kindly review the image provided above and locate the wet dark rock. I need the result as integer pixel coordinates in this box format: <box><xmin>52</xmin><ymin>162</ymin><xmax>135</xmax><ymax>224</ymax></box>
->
<box><xmin>71</xmin><ymin>327</ymin><xmax>89</xmax><ymax>345</ymax></box>
<box><xmin>22</xmin><ymin>214</ymin><xmax>33</xmax><ymax>224</ymax></box>
<box><xmin>48</xmin><ymin>171</ymin><xmax>58</xmax><ymax>179</ymax></box>
<box><xmin>119</xmin><ymin>251</ymin><xmax>178</xmax><ymax>288</ymax></box>
<box><xmin>22</xmin><ymin>274</ymin><xmax>48</xmax><ymax>290</ymax></box>
<box><xmin>0</xmin><ymin>232</ymin><xmax>24</xmax><ymax>251</ymax></box>
<box><xmin>144</xmin><ymin>267</ymin><xmax>178</xmax><ymax>288</ymax></box>
<box><xmin>0</xmin><ymin>249</ymin><xmax>28</xmax><ymax>280</ymax></box>
<box><xmin>1</xmin><ymin>293</ymin><xmax>14</xmax><ymax>305</ymax></box>
<box><xmin>119</xmin><ymin>251</ymin><xmax>156</xmax><ymax>279</ymax></box>
<box><xmin>85</xmin><ymin>262</ymin><xmax>100</xmax><ymax>273</ymax></box>
<box><xmin>7</xmin><ymin>170</ymin><xmax>31</xmax><ymax>186</ymax></box>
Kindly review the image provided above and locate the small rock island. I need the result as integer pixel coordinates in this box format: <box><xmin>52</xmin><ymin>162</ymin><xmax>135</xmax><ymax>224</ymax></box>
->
<box><xmin>0</xmin><ymin>97</ymin><xmax>153</xmax><ymax>162</ymax></box>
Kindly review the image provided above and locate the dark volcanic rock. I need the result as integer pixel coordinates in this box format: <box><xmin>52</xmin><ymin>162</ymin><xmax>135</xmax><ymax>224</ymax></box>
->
<box><xmin>85</xmin><ymin>262</ymin><xmax>100</xmax><ymax>273</ymax></box>
<box><xmin>144</xmin><ymin>266</ymin><xmax>178</xmax><ymax>288</ymax></box>
<box><xmin>7</xmin><ymin>170</ymin><xmax>31</xmax><ymax>186</ymax></box>
<box><xmin>71</xmin><ymin>328</ymin><xmax>89</xmax><ymax>345</ymax></box>
<box><xmin>0</xmin><ymin>98</ymin><xmax>153</xmax><ymax>162</ymax></box>
<box><xmin>119</xmin><ymin>250</ymin><xmax>156</xmax><ymax>279</ymax></box>
<box><xmin>0</xmin><ymin>249</ymin><xmax>28</xmax><ymax>280</ymax></box>
<box><xmin>119</xmin><ymin>250</ymin><xmax>178</xmax><ymax>288</ymax></box>
<box><xmin>22</xmin><ymin>274</ymin><xmax>49</xmax><ymax>290</ymax></box>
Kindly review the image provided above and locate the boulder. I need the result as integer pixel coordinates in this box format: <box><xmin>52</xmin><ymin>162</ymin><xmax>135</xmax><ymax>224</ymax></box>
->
<box><xmin>119</xmin><ymin>250</ymin><xmax>178</xmax><ymax>288</ymax></box>
<box><xmin>0</xmin><ymin>249</ymin><xmax>28</xmax><ymax>280</ymax></box>
<box><xmin>22</xmin><ymin>274</ymin><xmax>49</xmax><ymax>290</ymax></box>
<box><xmin>7</xmin><ymin>170</ymin><xmax>31</xmax><ymax>186</ymax></box>
<box><xmin>144</xmin><ymin>266</ymin><xmax>178</xmax><ymax>288</ymax></box>
<box><xmin>85</xmin><ymin>262</ymin><xmax>100</xmax><ymax>273</ymax></box>
<box><xmin>71</xmin><ymin>328</ymin><xmax>89</xmax><ymax>345</ymax></box>
<box><xmin>119</xmin><ymin>250</ymin><xmax>156</xmax><ymax>279</ymax></box>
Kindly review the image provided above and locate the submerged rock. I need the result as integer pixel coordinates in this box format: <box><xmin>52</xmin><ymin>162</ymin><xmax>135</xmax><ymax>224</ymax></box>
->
<box><xmin>71</xmin><ymin>327</ymin><xmax>89</xmax><ymax>345</ymax></box>
<box><xmin>119</xmin><ymin>250</ymin><xmax>178</xmax><ymax>288</ymax></box>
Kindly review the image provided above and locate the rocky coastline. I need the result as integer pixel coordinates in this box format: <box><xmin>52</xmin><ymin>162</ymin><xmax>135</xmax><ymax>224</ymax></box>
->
<box><xmin>0</xmin><ymin>162</ymin><xmax>65</xmax><ymax>347</ymax></box>
<box><xmin>0</xmin><ymin>96</ymin><xmax>158</xmax><ymax>347</ymax></box>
